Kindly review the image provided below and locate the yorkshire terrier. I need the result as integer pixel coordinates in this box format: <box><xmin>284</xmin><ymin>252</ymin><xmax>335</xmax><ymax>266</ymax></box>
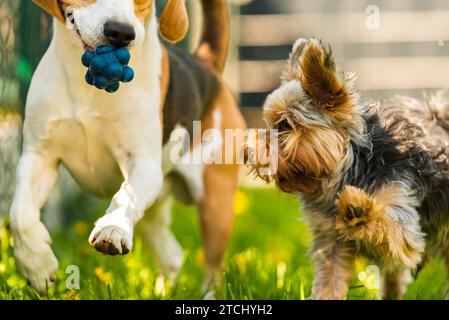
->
<box><xmin>248</xmin><ymin>38</ymin><xmax>449</xmax><ymax>300</ymax></box>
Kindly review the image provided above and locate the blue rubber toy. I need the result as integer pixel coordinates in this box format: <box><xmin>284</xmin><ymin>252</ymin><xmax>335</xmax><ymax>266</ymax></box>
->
<box><xmin>82</xmin><ymin>46</ymin><xmax>134</xmax><ymax>93</ymax></box>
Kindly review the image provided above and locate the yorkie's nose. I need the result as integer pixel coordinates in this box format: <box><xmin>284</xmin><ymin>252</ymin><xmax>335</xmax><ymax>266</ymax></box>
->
<box><xmin>104</xmin><ymin>21</ymin><xmax>136</xmax><ymax>48</ymax></box>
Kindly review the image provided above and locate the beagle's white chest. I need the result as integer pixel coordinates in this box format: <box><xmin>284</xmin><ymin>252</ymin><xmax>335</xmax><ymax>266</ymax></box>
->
<box><xmin>44</xmin><ymin>87</ymin><xmax>161</xmax><ymax>198</ymax></box>
<box><xmin>52</xmin><ymin>115</ymin><xmax>124</xmax><ymax>198</ymax></box>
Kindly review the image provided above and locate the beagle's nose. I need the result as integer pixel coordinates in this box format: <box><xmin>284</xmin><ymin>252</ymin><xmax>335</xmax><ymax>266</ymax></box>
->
<box><xmin>104</xmin><ymin>21</ymin><xmax>136</xmax><ymax>48</ymax></box>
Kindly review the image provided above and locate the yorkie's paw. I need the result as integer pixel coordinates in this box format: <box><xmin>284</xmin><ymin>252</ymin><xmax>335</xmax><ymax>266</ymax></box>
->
<box><xmin>335</xmin><ymin>186</ymin><xmax>385</xmax><ymax>242</ymax></box>
<box><xmin>342</xmin><ymin>205</ymin><xmax>369</xmax><ymax>227</ymax></box>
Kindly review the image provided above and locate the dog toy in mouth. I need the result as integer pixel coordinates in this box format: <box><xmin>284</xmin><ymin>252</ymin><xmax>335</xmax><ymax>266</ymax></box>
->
<box><xmin>81</xmin><ymin>46</ymin><xmax>135</xmax><ymax>93</ymax></box>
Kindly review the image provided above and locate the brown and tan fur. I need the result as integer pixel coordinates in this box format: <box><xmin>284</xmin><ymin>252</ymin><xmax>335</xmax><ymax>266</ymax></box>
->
<box><xmin>249</xmin><ymin>38</ymin><xmax>449</xmax><ymax>300</ymax></box>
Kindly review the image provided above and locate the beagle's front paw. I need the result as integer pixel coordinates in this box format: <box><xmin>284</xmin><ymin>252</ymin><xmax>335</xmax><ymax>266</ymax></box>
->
<box><xmin>89</xmin><ymin>212</ymin><xmax>133</xmax><ymax>255</ymax></box>
<box><xmin>13</xmin><ymin>222</ymin><xmax>59</xmax><ymax>295</ymax></box>
<box><xmin>335</xmin><ymin>186</ymin><xmax>386</xmax><ymax>244</ymax></box>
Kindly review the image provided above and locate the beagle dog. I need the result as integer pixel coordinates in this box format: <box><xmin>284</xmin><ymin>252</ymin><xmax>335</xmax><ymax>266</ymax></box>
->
<box><xmin>11</xmin><ymin>0</ymin><xmax>246</xmax><ymax>294</ymax></box>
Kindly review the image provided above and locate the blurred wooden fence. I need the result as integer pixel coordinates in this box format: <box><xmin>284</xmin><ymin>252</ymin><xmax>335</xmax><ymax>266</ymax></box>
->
<box><xmin>0</xmin><ymin>0</ymin><xmax>52</xmax><ymax>218</ymax></box>
<box><xmin>236</xmin><ymin>0</ymin><xmax>449</xmax><ymax>127</ymax></box>
<box><xmin>0</xmin><ymin>0</ymin><xmax>52</xmax><ymax>114</ymax></box>
<box><xmin>3</xmin><ymin>0</ymin><xmax>449</xmax><ymax>122</ymax></box>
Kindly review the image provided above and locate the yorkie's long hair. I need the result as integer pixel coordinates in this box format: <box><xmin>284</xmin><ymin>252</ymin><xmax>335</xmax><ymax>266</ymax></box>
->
<box><xmin>250</xmin><ymin>38</ymin><xmax>449</xmax><ymax>300</ymax></box>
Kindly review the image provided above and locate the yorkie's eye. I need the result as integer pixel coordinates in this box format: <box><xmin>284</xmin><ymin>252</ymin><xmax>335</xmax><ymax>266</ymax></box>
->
<box><xmin>277</xmin><ymin>120</ymin><xmax>293</xmax><ymax>132</ymax></box>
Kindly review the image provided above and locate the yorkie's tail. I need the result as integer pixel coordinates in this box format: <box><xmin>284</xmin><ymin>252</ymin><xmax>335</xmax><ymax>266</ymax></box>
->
<box><xmin>397</xmin><ymin>90</ymin><xmax>449</xmax><ymax>133</ymax></box>
<box><xmin>426</xmin><ymin>90</ymin><xmax>449</xmax><ymax>131</ymax></box>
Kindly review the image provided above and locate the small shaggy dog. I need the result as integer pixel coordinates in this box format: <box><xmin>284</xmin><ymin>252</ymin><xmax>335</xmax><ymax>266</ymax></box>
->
<box><xmin>249</xmin><ymin>38</ymin><xmax>449</xmax><ymax>300</ymax></box>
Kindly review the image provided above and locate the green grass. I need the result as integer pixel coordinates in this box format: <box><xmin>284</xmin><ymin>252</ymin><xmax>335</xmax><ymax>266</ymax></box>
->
<box><xmin>0</xmin><ymin>188</ymin><xmax>447</xmax><ymax>300</ymax></box>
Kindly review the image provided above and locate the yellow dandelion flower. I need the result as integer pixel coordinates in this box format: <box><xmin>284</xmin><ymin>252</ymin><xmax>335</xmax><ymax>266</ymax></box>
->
<box><xmin>354</xmin><ymin>256</ymin><xmax>367</xmax><ymax>274</ymax></box>
<box><xmin>267</xmin><ymin>247</ymin><xmax>289</xmax><ymax>265</ymax></box>
<box><xmin>141</xmin><ymin>287</ymin><xmax>151</xmax><ymax>299</ymax></box>
<box><xmin>234</xmin><ymin>248</ymin><xmax>256</xmax><ymax>274</ymax></box>
<box><xmin>73</xmin><ymin>221</ymin><xmax>88</xmax><ymax>236</ymax></box>
<box><xmin>94</xmin><ymin>266</ymin><xmax>112</xmax><ymax>284</ymax></box>
<box><xmin>62</xmin><ymin>291</ymin><xmax>81</xmax><ymax>300</ymax></box>
<box><xmin>6</xmin><ymin>277</ymin><xmax>17</xmax><ymax>287</ymax></box>
<box><xmin>234</xmin><ymin>190</ymin><xmax>249</xmax><ymax>216</ymax></box>
<box><xmin>234</xmin><ymin>253</ymin><xmax>248</xmax><ymax>273</ymax></box>
<box><xmin>196</xmin><ymin>248</ymin><xmax>205</xmax><ymax>267</ymax></box>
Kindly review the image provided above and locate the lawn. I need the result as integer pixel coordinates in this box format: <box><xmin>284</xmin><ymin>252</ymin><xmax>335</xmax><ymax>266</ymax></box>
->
<box><xmin>0</xmin><ymin>188</ymin><xmax>447</xmax><ymax>300</ymax></box>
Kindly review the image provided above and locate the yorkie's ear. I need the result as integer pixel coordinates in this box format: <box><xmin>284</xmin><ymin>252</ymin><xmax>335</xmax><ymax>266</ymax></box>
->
<box><xmin>282</xmin><ymin>38</ymin><xmax>310</xmax><ymax>82</ymax></box>
<box><xmin>159</xmin><ymin>0</ymin><xmax>189</xmax><ymax>43</ymax></box>
<box><xmin>287</xmin><ymin>39</ymin><xmax>357</xmax><ymax>121</ymax></box>
<box><xmin>301</xmin><ymin>40</ymin><xmax>353</xmax><ymax>113</ymax></box>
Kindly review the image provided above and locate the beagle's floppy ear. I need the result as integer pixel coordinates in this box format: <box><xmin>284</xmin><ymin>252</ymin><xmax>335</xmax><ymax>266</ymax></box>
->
<box><xmin>159</xmin><ymin>0</ymin><xmax>189</xmax><ymax>43</ymax></box>
<box><xmin>32</xmin><ymin>0</ymin><xmax>65</xmax><ymax>22</ymax></box>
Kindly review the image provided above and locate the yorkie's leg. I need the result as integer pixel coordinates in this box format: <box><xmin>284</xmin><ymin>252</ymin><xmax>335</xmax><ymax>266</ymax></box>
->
<box><xmin>311</xmin><ymin>232</ymin><xmax>355</xmax><ymax>300</ymax></box>
<box><xmin>381</xmin><ymin>268</ymin><xmax>413</xmax><ymax>300</ymax></box>
<box><xmin>335</xmin><ymin>184</ymin><xmax>425</xmax><ymax>269</ymax></box>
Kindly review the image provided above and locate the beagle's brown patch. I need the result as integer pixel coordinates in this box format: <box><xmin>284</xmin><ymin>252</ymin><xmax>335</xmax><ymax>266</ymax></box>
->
<box><xmin>159</xmin><ymin>46</ymin><xmax>170</xmax><ymax>127</ymax></box>
<box><xmin>159</xmin><ymin>0</ymin><xmax>189</xmax><ymax>43</ymax></box>
<box><xmin>198</xmin><ymin>83</ymin><xmax>246</xmax><ymax>279</ymax></box>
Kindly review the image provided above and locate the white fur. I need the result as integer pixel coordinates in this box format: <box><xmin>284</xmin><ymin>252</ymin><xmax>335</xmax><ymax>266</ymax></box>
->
<box><xmin>292</xmin><ymin>38</ymin><xmax>309</xmax><ymax>54</ymax></box>
<box><xmin>66</xmin><ymin>0</ymin><xmax>146</xmax><ymax>50</ymax></box>
<box><xmin>264</xmin><ymin>80</ymin><xmax>332</xmax><ymax>128</ymax></box>
<box><xmin>374</xmin><ymin>180</ymin><xmax>426</xmax><ymax>269</ymax></box>
<box><xmin>10</xmin><ymin>2</ymin><xmax>169</xmax><ymax>293</ymax></box>
<box><xmin>139</xmin><ymin>189</ymin><xmax>184</xmax><ymax>280</ymax></box>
